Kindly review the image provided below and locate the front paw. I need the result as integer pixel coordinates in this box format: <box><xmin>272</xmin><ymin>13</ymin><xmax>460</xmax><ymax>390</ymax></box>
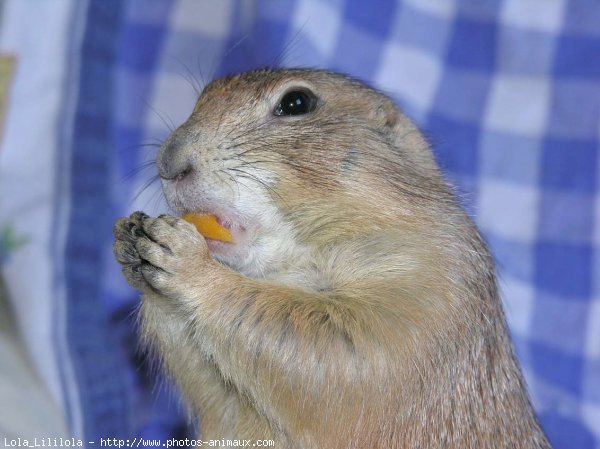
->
<box><xmin>113</xmin><ymin>211</ymin><xmax>209</xmax><ymax>298</ymax></box>
<box><xmin>113</xmin><ymin>211</ymin><xmax>149</xmax><ymax>291</ymax></box>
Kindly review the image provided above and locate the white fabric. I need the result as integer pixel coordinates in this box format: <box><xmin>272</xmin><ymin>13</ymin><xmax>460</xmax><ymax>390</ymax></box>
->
<box><xmin>0</xmin><ymin>0</ymin><xmax>81</xmax><ymax>429</ymax></box>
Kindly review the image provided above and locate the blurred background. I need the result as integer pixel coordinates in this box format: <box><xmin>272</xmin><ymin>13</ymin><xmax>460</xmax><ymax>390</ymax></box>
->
<box><xmin>0</xmin><ymin>0</ymin><xmax>598</xmax><ymax>447</ymax></box>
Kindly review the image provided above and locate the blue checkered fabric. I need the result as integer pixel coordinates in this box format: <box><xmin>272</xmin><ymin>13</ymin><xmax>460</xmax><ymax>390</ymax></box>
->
<box><xmin>64</xmin><ymin>0</ymin><xmax>600</xmax><ymax>446</ymax></box>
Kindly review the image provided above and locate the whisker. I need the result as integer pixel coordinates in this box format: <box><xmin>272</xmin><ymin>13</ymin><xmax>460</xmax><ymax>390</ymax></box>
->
<box><xmin>227</xmin><ymin>167</ymin><xmax>288</xmax><ymax>207</ymax></box>
<box><xmin>215</xmin><ymin>168</ymin><xmax>240</xmax><ymax>198</ymax></box>
<box><xmin>226</xmin><ymin>115</ymin><xmax>278</xmax><ymax>140</ymax></box>
<box><xmin>195</xmin><ymin>54</ymin><xmax>207</xmax><ymax>90</ymax></box>
<box><xmin>138</xmin><ymin>143</ymin><xmax>162</xmax><ymax>149</ymax></box>
<box><xmin>171</xmin><ymin>55</ymin><xmax>203</xmax><ymax>96</ymax></box>
<box><xmin>130</xmin><ymin>174</ymin><xmax>161</xmax><ymax>205</ymax></box>
<box><xmin>143</xmin><ymin>100</ymin><xmax>176</xmax><ymax>133</ymax></box>
<box><xmin>223</xmin><ymin>35</ymin><xmax>249</xmax><ymax>62</ymax></box>
<box><xmin>215</xmin><ymin>109</ymin><xmax>226</xmax><ymax>139</ymax></box>
<box><xmin>227</xmin><ymin>136</ymin><xmax>277</xmax><ymax>153</ymax></box>
<box><xmin>229</xmin><ymin>148</ymin><xmax>337</xmax><ymax>181</ymax></box>
<box><xmin>229</xmin><ymin>159</ymin><xmax>281</xmax><ymax>177</ymax></box>
<box><xmin>272</xmin><ymin>22</ymin><xmax>307</xmax><ymax>67</ymax></box>
<box><xmin>119</xmin><ymin>160</ymin><xmax>157</xmax><ymax>183</ymax></box>
<box><xmin>148</xmin><ymin>137</ymin><xmax>165</xmax><ymax>146</ymax></box>
<box><xmin>116</xmin><ymin>142</ymin><xmax>162</xmax><ymax>158</ymax></box>
<box><xmin>144</xmin><ymin>183</ymin><xmax>166</xmax><ymax>213</ymax></box>
<box><xmin>225</xmin><ymin>170</ymin><xmax>256</xmax><ymax>198</ymax></box>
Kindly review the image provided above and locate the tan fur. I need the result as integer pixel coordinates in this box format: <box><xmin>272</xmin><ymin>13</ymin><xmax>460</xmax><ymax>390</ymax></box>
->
<box><xmin>113</xmin><ymin>68</ymin><xmax>550</xmax><ymax>448</ymax></box>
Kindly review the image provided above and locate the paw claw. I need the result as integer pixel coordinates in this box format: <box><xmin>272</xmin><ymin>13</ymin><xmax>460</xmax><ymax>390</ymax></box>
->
<box><xmin>114</xmin><ymin>212</ymin><xmax>209</xmax><ymax>298</ymax></box>
<box><xmin>131</xmin><ymin>224</ymin><xmax>145</xmax><ymax>238</ymax></box>
<box><xmin>130</xmin><ymin>211</ymin><xmax>148</xmax><ymax>222</ymax></box>
<box><xmin>113</xmin><ymin>236</ymin><xmax>140</xmax><ymax>260</ymax></box>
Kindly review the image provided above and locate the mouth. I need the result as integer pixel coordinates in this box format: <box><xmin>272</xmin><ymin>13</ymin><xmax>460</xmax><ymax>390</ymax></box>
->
<box><xmin>204</xmin><ymin>214</ymin><xmax>236</xmax><ymax>252</ymax></box>
<box><xmin>166</xmin><ymin>181</ymin><xmax>258</xmax><ymax>258</ymax></box>
<box><xmin>182</xmin><ymin>207</ymin><xmax>253</xmax><ymax>253</ymax></box>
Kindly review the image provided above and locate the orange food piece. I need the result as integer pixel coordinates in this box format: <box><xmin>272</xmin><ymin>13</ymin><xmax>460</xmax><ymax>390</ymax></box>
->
<box><xmin>182</xmin><ymin>213</ymin><xmax>234</xmax><ymax>242</ymax></box>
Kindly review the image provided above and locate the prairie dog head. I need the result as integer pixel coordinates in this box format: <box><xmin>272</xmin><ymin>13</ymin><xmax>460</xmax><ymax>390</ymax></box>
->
<box><xmin>158</xmin><ymin>68</ymin><xmax>448</xmax><ymax>277</ymax></box>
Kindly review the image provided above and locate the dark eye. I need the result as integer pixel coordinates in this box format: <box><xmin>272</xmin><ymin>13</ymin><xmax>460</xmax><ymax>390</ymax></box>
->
<box><xmin>273</xmin><ymin>90</ymin><xmax>317</xmax><ymax>116</ymax></box>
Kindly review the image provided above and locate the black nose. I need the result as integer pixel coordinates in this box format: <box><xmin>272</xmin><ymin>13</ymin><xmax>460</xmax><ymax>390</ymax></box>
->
<box><xmin>157</xmin><ymin>135</ymin><xmax>194</xmax><ymax>181</ymax></box>
<box><xmin>159</xmin><ymin>163</ymin><xmax>192</xmax><ymax>181</ymax></box>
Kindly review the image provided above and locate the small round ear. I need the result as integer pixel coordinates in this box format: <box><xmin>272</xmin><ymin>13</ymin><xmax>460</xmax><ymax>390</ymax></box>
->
<box><xmin>377</xmin><ymin>98</ymin><xmax>439</xmax><ymax>171</ymax></box>
<box><xmin>376</xmin><ymin>98</ymin><xmax>401</xmax><ymax>131</ymax></box>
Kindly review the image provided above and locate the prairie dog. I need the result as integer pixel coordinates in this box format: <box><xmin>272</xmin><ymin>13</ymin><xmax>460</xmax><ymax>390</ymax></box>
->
<box><xmin>113</xmin><ymin>68</ymin><xmax>550</xmax><ymax>448</ymax></box>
